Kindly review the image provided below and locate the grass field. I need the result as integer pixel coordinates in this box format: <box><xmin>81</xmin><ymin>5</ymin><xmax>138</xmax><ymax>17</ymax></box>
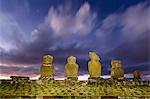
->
<box><xmin>0</xmin><ymin>79</ymin><xmax>150</xmax><ymax>98</ymax></box>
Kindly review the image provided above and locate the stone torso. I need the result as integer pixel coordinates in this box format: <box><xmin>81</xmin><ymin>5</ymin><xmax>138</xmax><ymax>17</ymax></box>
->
<box><xmin>88</xmin><ymin>61</ymin><xmax>101</xmax><ymax>78</ymax></box>
<box><xmin>65</xmin><ymin>56</ymin><xmax>79</xmax><ymax>78</ymax></box>
<box><xmin>40</xmin><ymin>64</ymin><xmax>54</xmax><ymax>77</ymax></box>
<box><xmin>65</xmin><ymin>63</ymin><xmax>78</xmax><ymax>77</ymax></box>
<box><xmin>110</xmin><ymin>60</ymin><xmax>124</xmax><ymax>79</ymax></box>
<box><xmin>88</xmin><ymin>52</ymin><xmax>102</xmax><ymax>78</ymax></box>
<box><xmin>40</xmin><ymin>55</ymin><xmax>54</xmax><ymax>78</ymax></box>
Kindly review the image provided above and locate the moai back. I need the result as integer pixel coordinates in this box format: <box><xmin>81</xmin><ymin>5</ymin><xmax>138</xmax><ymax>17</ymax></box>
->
<box><xmin>40</xmin><ymin>55</ymin><xmax>54</xmax><ymax>78</ymax></box>
<box><xmin>110</xmin><ymin>60</ymin><xmax>124</xmax><ymax>79</ymax></box>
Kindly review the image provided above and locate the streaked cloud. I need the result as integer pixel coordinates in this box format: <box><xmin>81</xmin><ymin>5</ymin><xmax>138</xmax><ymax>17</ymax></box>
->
<box><xmin>46</xmin><ymin>2</ymin><xmax>96</xmax><ymax>37</ymax></box>
<box><xmin>0</xmin><ymin>1</ymin><xmax>149</xmax><ymax>77</ymax></box>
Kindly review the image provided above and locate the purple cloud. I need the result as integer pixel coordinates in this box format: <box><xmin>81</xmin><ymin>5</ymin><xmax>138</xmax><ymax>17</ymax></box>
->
<box><xmin>0</xmin><ymin>1</ymin><xmax>149</xmax><ymax>77</ymax></box>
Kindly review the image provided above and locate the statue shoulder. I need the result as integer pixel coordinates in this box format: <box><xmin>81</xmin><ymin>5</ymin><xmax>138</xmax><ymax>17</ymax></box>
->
<box><xmin>65</xmin><ymin>63</ymin><xmax>70</xmax><ymax>68</ymax></box>
<box><xmin>74</xmin><ymin>63</ymin><xmax>79</xmax><ymax>68</ymax></box>
<box><xmin>88</xmin><ymin>61</ymin><xmax>92</xmax><ymax>65</ymax></box>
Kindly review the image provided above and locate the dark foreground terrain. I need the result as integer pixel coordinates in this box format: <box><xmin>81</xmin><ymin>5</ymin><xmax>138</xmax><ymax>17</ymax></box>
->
<box><xmin>0</xmin><ymin>79</ymin><xmax>150</xmax><ymax>98</ymax></box>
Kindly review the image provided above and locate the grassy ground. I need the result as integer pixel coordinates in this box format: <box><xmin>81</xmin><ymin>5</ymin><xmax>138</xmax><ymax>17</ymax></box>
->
<box><xmin>0</xmin><ymin>80</ymin><xmax>149</xmax><ymax>97</ymax></box>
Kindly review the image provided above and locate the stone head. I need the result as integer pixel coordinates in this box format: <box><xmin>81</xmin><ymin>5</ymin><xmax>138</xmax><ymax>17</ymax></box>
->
<box><xmin>111</xmin><ymin>60</ymin><xmax>121</xmax><ymax>68</ymax></box>
<box><xmin>43</xmin><ymin>55</ymin><xmax>53</xmax><ymax>64</ymax></box>
<box><xmin>89</xmin><ymin>52</ymin><xmax>100</xmax><ymax>61</ymax></box>
<box><xmin>67</xmin><ymin>56</ymin><xmax>76</xmax><ymax>64</ymax></box>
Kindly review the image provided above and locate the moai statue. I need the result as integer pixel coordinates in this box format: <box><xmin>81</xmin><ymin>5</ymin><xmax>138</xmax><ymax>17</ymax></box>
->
<box><xmin>40</xmin><ymin>55</ymin><xmax>54</xmax><ymax>80</ymax></box>
<box><xmin>133</xmin><ymin>70</ymin><xmax>141</xmax><ymax>80</ymax></box>
<box><xmin>88</xmin><ymin>52</ymin><xmax>102</xmax><ymax>79</ymax></box>
<box><xmin>110</xmin><ymin>60</ymin><xmax>124</xmax><ymax>79</ymax></box>
<box><xmin>65</xmin><ymin>56</ymin><xmax>79</xmax><ymax>81</ymax></box>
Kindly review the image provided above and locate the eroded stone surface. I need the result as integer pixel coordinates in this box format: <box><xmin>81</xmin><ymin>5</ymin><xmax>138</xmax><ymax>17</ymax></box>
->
<box><xmin>88</xmin><ymin>52</ymin><xmax>102</xmax><ymax>78</ymax></box>
<box><xmin>110</xmin><ymin>60</ymin><xmax>124</xmax><ymax>79</ymax></box>
<box><xmin>65</xmin><ymin>56</ymin><xmax>79</xmax><ymax>79</ymax></box>
<box><xmin>40</xmin><ymin>55</ymin><xmax>54</xmax><ymax>79</ymax></box>
<box><xmin>133</xmin><ymin>70</ymin><xmax>141</xmax><ymax>80</ymax></box>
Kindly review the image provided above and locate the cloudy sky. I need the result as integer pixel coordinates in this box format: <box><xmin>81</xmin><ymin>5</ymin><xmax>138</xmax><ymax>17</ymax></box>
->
<box><xmin>0</xmin><ymin>0</ymin><xmax>149</xmax><ymax>79</ymax></box>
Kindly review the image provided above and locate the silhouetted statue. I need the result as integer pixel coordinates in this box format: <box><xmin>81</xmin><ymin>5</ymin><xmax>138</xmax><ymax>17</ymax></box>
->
<box><xmin>133</xmin><ymin>70</ymin><xmax>141</xmax><ymax>80</ymax></box>
<box><xmin>110</xmin><ymin>60</ymin><xmax>124</xmax><ymax>79</ymax></box>
<box><xmin>88</xmin><ymin>52</ymin><xmax>102</xmax><ymax>78</ymax></box>
<box><xmin>65</xmin><ymin>56</ymin><xmax>79</xmax><ymax>80</ymax></box>
<box><xmin>40</xmin><ymin>55</ymin><xmax>54</xmax><ymax>80</ymax></box>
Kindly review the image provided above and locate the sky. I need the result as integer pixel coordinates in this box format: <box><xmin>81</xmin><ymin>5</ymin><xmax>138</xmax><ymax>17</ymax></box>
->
<box><xmin>0</xmin><ymin>0</ymin><xmax>149</xmax><ymax>80</ymax></box>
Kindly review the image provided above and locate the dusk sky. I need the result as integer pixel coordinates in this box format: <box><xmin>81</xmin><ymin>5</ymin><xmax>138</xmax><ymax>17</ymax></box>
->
<box><xmin>0</xmin><ymin>0</ymin><xmax>149</xmax><ymax>79</ymax></box>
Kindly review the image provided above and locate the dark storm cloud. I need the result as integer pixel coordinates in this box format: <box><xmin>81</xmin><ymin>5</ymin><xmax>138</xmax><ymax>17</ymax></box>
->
<box><xmin>97</xmin><ymin>2</ymin><xmax>150</xmax><ymax>74</ymax></box>
<box><xmin>98</xmin><ymin>2</ymin><xmax>150</xmax><ymax>66</ymax></box>
<box><xmin>107</xmin><ymin>35</ymin><xmax>149</xmax><ymax>65</ymax></box>
<box><xmin>0</xmin><ymin>1</ymin><xmax>149</xmax><ymax>77</ymax></box>
<box><xmin>0</xmin><ymin>2</ymin><xmax>96</xmax><ymax>65</ymax></box>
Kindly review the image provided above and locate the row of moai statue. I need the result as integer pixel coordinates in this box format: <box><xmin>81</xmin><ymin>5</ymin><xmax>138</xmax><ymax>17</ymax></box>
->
<box><xmin>39</xmin><ymin>52</ymin><xmax>141</xmax><ymax>81</ymax></box>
